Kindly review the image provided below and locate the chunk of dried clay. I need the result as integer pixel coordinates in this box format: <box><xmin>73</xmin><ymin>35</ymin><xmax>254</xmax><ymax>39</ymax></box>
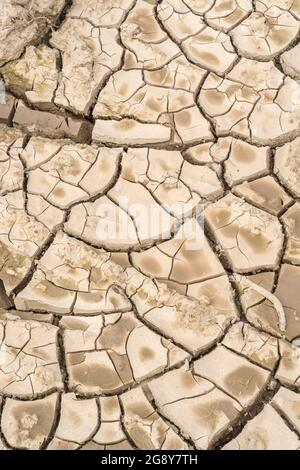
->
<box><xmin>223</xmin><ymin>405</ymin><xmax>300</xmax><ymax>450</ymax></box>
<box><xmin>22</xmin><ymin>137</ymin><xmax>120</xmax><ymax>210</ymax></box>
<box><xmin>182</xmin><ymin>27</ymin><xmax>237</xmax><ymax>74</ymax></box>
<box><xmin>0</xmin><ymin>125</ymin><xmax>24</xmax><ymax>195</ymax></box>
<box><xmin>148</xmin><ymin>366</ymin><xmax>242</xmax><ymax>449</ymax></box>
<box><xmin>281</xmin><ymin>203</ymin><xmax>300</xmax><ymax>264</ymax></box>
<box><xmin>193</xmin><ymin>345</ymin><xmax>270</xmax><ymax>407</ymax></box>
<box><xmin>13</xmin><ymin>102</ymin><xmax>92</xmax><ymax>142</ymax></box>
<box><xmin>236</xmin><ymin>272</ymin><xmax>284</xmax><ymax>336</ymax></box>
<box><xmin>0</xmin><ymin>93</ymin><xmax>16</xmax><ymax>124</ymax></box>
<box><xmin>222</xmin><ymin>322</ymin><xmax>279</xmax><ymax>370</ymax></box>
<box><xmin>280</xmin><ymin>43</ymin><xmax>300</xmax><ymax>79</ymax></box>
<box><xmin>121</xmin><ymin>387</ymin><xmax>189</xmax><ymax>450</ymax></box>
<box><xmin>275</xmin><ymin>138</ymin><xmax>300</xmax><ymax>197</ymax></box>
<box><xmin>224</xmin><ymin>140</ymin><xmax>269</xmax><ymax>186</ymax></box>
<box><xmin>15</xmin><ymin>231</ymin><xmax>131</xmax><ymax>315</ymax></box>
<box><xmin>233</xmin><ymin>176</ymin><xmax>292</xmax><ymax>215</ymax></box>
<box><xmin>276</xmin><ymin>340</ymin><xmax>300</xmax><ymax>387</ymax></box>
<box><xmin>131</xmin><ymin>219</ymin><xmax>225</xmax><ymax>285</ymax></box>
<box><xmin>0</xmin><ymin>0</ymin><xmax>66</xmax><ymax>66</ymax></box>
<box><xmin>1</xmin><ymin>45</ymin><xmax>59</xmax><ymax>109</ymax></box>
<box><xmin>126</xmin><ymin>267</ymin><xmax>237</xmax><ymax>355</ymax></box>
<box><xmin>0</xmin><ymin>191</ymin><xmax>50</xmax><ymax>294</ymax></box>
<box><xmin>93</xmin><ymin>69</ymin><xmax>212</xmax><ymax>145</ymax></box>
<box><xmin>89</xmin><ymin>396</ymin><xmax>131</xmax><ymax>450</ymax></box>
<box><xmin>1</xmin><ymin>393</ymin><xmax>58</xmax><ymax>450</ymax></box>
<box><xmin>120</xmin><ymin>1</ymin><xmax>180</xmax><ymax>71</ymax></box>
<box><xmin>199</xmin><ymin>59</ymin><xmax>300</xmax><ymax>145</ymax></box>
<box><xmin>50</xmin><ymin>20</ymin><xmax>123</xmax><ymax>115</ymax></box>
<box><xmin>47</xmin><ymin>394</ymin><xmax>98</xmax><ymax>449</ymax></box>
<box><xmin>93</xmin><ymin>119</ymin><xmax>171</xmax><ymax>146</ymax></box>
<box><xmin>61</xmin><ymin>312</ymin><xmax>188</xmax><ymax>394</ymax></box>
<box><xmin>205</xmin><ymin>0</ymin><xmax>252</xmax><ymax>32</ymax></box>
<box><xmin>231</xmin><ymin>10</ymin><xmax>299</xmax><ymax>60</ymax></box>
<box><xmin>272</xmin><ymin>387</ymin><xmax>300</xmax><ymax>433</ymax></box>
<box><xmin>0</xmin><ymin>318</ymin><xmax>62</xmax><ymax>396</ymax></box>
<box><xmin>205</xmin><ymin>193</ymin><xmax>284</xmax><ymax>272</ymax></box>
<box><xmin>274</xmin><ymin>264</ymin><xmax>300</xmax><ymax>340</ymax></box>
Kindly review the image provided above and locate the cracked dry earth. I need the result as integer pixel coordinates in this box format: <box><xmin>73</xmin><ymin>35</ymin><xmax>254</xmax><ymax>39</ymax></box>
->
<box><xmin>1</xmin><ymin>0</ymin><xmax>300</xmax><ymax>453</ymax></box>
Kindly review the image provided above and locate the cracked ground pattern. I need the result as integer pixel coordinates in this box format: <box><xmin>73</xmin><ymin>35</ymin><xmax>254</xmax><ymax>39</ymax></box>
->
<box><xmin>0</xmin><ymin>0</ymin><xmax>300</xmax><ymax>451</ymax></box>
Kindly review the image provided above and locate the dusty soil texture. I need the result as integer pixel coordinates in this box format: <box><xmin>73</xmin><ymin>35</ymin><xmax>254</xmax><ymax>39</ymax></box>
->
<box><xmin>0</xmin><ymin>0</ymin><xmax>300</xmax><ymax>451</ymax></box>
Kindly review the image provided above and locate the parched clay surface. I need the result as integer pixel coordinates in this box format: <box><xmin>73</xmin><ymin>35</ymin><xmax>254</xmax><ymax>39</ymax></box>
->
<box><xmin>0</xmin><ymin>0</ymin><xmax>300</xmax><ymax>451</ymax></box>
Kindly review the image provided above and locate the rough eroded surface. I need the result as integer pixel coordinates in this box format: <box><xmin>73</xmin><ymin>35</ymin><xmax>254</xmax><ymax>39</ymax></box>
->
<box><xmin>0</xmin><ymin>0</ymin><xmax>300</xmax><ymax>451</ymax></box>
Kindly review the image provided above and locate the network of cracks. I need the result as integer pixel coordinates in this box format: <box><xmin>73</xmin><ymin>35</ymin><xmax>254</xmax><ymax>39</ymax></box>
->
<box><xmin>0</xmin><ymin>0</ymin><xmax>300</xmax><ymax>451</ymax></box>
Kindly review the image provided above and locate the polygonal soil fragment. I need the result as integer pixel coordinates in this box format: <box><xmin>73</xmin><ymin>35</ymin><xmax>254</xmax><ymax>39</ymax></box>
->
<box><xmin>142</xmin><ymin>54</ymin><xmax>206</xmax><ymax>93</ymax></box>
<box><xmin>233</xmin><ymin>176</ymin><xmax>292</xmax><ymax>215</ymax></box>
<box><xmin>275</xmin><ymin>138</ymin><xmax>300</xmax><ymax>197</ymax></box>
<box><xmin>148</xmin><ymin>366</ymin><xmax>242</xmax><ymax>449</ymax></box>
<box><xmin>65</xmin><ymin>196</ymin><xmax>140</xmax><ymax>251</ymax></box>
<box><xmin>0</xmin><ymin>190</ymin><xmax>50</xmax><ymax>294</ymax></box>
<box><xmin>0</xmin><ymin>309</ymin><xmax>53</xmax><ymax>323</ymax></box>
<box><xmin>194</xmin><ymin>345</ymin><xmax>270</xmax><ymax>407</ymax></box>
<box><xmin>1</xmin><ymin>0</ymin><xmax>300</xmax><ymax>452</ymax></box>
<box><xmin>182</xmin><ymin>27</ymin><xmax>237</xmax><ymax>74</ymax></box>
<box><xmin>131</xmin><ymin>218</ymin><xmax>225</xmax><ymax>286</ymax></box>
<box><xmin>222</xmin><ymin>322</ymin><xmax>279</xmax><ymax>370</ymax></box>
<box><xmin>0</xmin><ymin>318</ymin><xmax>62</xmax><ymax>396</ymax></box>
<box><xmin>1</xmin><ymin>45</ymin><xmax>59</xmax><ymax>110</ymax></box>
<box><xmin>157</xmin><ymin>0</ymin><xmax>206</xmax><ymax>43</ymax></box>
<box><xmin>275</xmin><ymin>340</ymin><xmax>300</xmax><ymax>387</ymax></box>
<box><xmin>199</xmin><ymin>58</ymin><xmax>300</xmax><ymax>145</ymax></box>
<box><xmin>231</xmin><ymin>8</ymin><xmax>299</xmax><ymax>60</ymax></box>
<box><xmin>67</xmin><ymin>147</ymin><xmax>210</xmax><ymax>250</ymax></box>
<box><xmin>280</xmin><ymin>43</ymin><xmax>300</xmax><ymax>79</ymax></box>
<box><xmin>184</xmin><ymin>141</ymin><xmax>223</xmax><ymax>164</ymax></box>
<box><xmin>47</xmin><ymin>394</ymin><xmax>99</xmax><ymax>450</ymax></box>
<box><xmin>0</xmin><ymin>92</ymin><xmax>16</xmax><ymax>124</ymax></box>
<box><xmin>61</xmin><ymin>312</ymin><xmax>188</xmax><ymax>394</ymax></box>
<box><xmin>223</xmin><ymin>405</ymin><xmax>300</xmax><ymax>450</ymax></box>
<box><xmin>126</xmin><ymin>266</ymin><xmax>237</xmax><ymax>355</ymax></box>
<box><xmin>1</xmin><ymin>393</ymin><xmax>58</xmax><ymax>450</ymax></box>
<box><xmin>93</xmin><ymin>68</ymin><xmax>212</xmax><ymax>145</ymax></box>
<box><xmin>13</xmin><ymin>101</ymin><xmax>92</xmax><ymax>142</ymax></box>
<box><xmin>93</xmin><ymin>119</ymin><xmax>171</xmax><ymax>146</ymax></box>
<box><xmin>281</xmin><ymin>203</ymin><xmax>300</xmax><ymax>264</ymax></box>
<box><xmin>22</xmin><ymin>137</ymin><xmax>120</xmax><ymax>210</ymax></box>
<box><xmin>15</xmin><ymin>231</ymin><xmax>130</xmax><ymax>314</ymax></box>
<box><xmin>50</xmin><ymin>18</ymin><xmax>123</xmax><ymax>115</ymax></box>
<box><xmin>274</xmin><ymin>264</ymin><xmax>300</xmax><ymax>341</ymax></box>
<box><xmin>120</xmin><ymin>1</ymin><xmax>180</xmax><ymax>71</ymax></box>
<box><xmin>224</xmin><ymin>139</ymin><xmax>269</xmax><ymax>186</ymax></box>
<box><xmin>67</xmin><ymin>0</ymin><xmax>135</xmax><ymax>27</ymax></box>
<box><xmin>205</xmin><ymin>193</ymin><xmax>283</xmax><ymax>272</ymax></box>
<box><xmin>121</xmin><ymin>387</ymin><xmax>189</xmax><ymax>450</ymax></box>
<box><xmin>205</xmin><ymin>0</ymin><xmax>252</xmax><ymax>32</ymax></box>
<box><xmin>0</xmin><ymin>125</ymin><xmax>24</xmax><ymax>195</ymax></box>
<box><xmin>83</xmin><ymin>396</ymin><xmax>132</xmax><ymax>451</ymax></box>
<box><xmin>0</xmin><ymin>280</ymin><xmax>11</xmax><ymax>309</ymax></box>
<box><xmin>272</xmin><ymin>387</ymin><xmax>300</xmax><ymax>433</ymax></box>
<box><xmin>0</xmin><ymin>0</ymin><xmax>65</xmax><ymax>66</ymax></box>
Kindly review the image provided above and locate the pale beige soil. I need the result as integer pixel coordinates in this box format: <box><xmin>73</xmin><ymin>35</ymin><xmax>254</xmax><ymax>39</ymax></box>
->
<box><xmin>0</xmin><ymin>0</ymin><xmax>300</xmax><ymax>451</ymax></box>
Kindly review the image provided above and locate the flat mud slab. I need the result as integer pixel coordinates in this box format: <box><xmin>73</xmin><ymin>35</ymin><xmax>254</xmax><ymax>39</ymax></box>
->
<box><xmin>0</xmin><ymin>0</ymin><xmax>300</xmax><ymax>452</ymax></box>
